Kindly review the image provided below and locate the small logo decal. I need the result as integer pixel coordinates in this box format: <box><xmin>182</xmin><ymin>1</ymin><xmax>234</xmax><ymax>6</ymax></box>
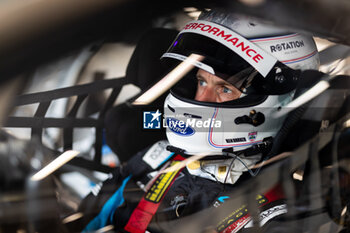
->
<box><xmin>166</xmin><ymin>117</ymin><xmax>195</xmax><ymax>136</ymax></box>
<box><xmin>145</xmin><ymin>161</ymin><xmax>181</xmax><ymax>203</ymax></box>
<box><xmin>218</xmin><ymin>196</ymin><xmax>230</xmax><ymax>203</ymax></box>
<box><xmin>214</xmin><ymin>196</ymin><xmax>230</xmax><ymax>208</ymax></box>
<box><xmin>248</xmin><ymin>132</ymin><xmax>257</xmax><ymax>141</ymax></box>
<box><xmin>143</xmin><ymin>110</ymin><xmax>161</xmax><ymax>129</ymax></box>
<box><xmin>270</xmin><ymin>40</ymin><xmax>305</xmax><ymax>53</ymax></box>
<box><xmin>225</xmin><ymin>137</ymin><xmax>247</xmax><ymax>143</ymax></box>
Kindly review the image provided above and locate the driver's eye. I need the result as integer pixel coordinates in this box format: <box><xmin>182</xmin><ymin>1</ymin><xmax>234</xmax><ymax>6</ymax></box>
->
<box><xmin>198</xmin><ymin>80</ymin><xmax>207</xmax><ymax>87</ymax></box>
<box><xmin>222</xmin><ymin>86</ymin><xmax>232</xmax><ymax>94</ymax></box>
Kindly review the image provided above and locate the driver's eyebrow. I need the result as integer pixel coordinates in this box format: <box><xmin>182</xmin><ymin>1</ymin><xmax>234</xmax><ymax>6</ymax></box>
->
<box><xmin>196</xmin><ymin>73</ymin><xmax>205</xmax><ymax>80</ymax></box>
<box><xmin>214</xmin><ymin>80</ymin><xmax>232</xmax><ymax>86</ymax></box>
<box><xmin>196</xmin><ymin>73</ymin><xmax>232</xmax><ymax>86</ymax></box>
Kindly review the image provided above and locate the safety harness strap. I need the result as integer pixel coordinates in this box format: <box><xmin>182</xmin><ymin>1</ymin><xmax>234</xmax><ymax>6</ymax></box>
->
<box><xmin>124</xmin><ymin>154</ymin><xmax>185</xmax><ymax>233</ymax></box>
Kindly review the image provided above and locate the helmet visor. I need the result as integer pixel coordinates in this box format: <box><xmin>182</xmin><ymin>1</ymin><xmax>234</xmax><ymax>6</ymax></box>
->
<box><xmin>161</xmin><ymin>31</ymin><xmax>300</xmax><ymax>97</ymax></box>
<box><xmin>133</xmin><ymin>20</ymin><xmax>300</xmax><ymax>105</ymax></box>
<box><xmin>162</xmin><ymin>30</ymin><xmax>262</xmax><ymax>93</ymax></box>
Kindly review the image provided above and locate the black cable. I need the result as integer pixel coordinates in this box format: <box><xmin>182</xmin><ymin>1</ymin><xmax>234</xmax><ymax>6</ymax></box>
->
<box><xmin>268</xmin><ymin>105</ymin><xmax>307</xmax><ymax>157</ymax></box>
<box><xmin>222</xmin><ymin>154</ymin><xmax>237</xmax><ymax>193</ymax></box>
<box><xmin>199</xmin><ymin>162</ymin><xmax>220</xmax><ymax>184</ymax></box>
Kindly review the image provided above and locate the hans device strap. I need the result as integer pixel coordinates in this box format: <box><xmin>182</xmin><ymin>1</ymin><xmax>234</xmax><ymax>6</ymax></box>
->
<box><xmin>124</xmin><ymin>154</ymin><xmax>185</xmax><ymax>233</ymax></box>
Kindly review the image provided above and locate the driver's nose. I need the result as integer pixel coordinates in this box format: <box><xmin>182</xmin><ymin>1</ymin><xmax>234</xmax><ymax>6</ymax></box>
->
<box><xmin>195</xmin><ymin>87</ymin><xmax>217</xmax><ymax>102</ymax></box>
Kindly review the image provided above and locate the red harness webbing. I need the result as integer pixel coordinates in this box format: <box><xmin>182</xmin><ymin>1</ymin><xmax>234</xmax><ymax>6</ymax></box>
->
<box><xmin>124</xmin><ymin>154</ymin><xmax>185</xmax><ymax>233</ymax></box>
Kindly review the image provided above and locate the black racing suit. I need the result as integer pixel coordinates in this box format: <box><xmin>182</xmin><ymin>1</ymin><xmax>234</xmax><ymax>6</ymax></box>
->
<box><xmin>67</xmin><ymin>145</ymin><xmax>287</xmax><ymax>233</ymax></box>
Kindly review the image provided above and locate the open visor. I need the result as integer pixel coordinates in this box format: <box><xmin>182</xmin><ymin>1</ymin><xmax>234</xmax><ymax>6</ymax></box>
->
<box><xmin>133</xmin><ymin>20</ymin><xmax>301</xmax><ymax>105</ymax></box>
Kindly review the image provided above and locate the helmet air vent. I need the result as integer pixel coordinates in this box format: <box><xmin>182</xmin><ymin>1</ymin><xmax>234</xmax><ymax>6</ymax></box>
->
<box><xmin>183</xmin><ymin>113</ymin><xmax>202</xmax><ymax>119</ymax></box>
<box><xmin>167</xmin><ymin>104</ymin><xmax>175</xmax><ymax>113</ymax></box>
<box><xmin>234</xmin><ymin>109</ymin><xmax>265</xmax><ymax>126</ymax></box>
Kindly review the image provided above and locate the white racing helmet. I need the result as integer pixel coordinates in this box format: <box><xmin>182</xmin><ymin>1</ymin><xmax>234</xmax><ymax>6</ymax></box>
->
<box><xmin>161</xmin><ymin>10</ymin><xmax>320</xmax><ymax>154</ymax></box>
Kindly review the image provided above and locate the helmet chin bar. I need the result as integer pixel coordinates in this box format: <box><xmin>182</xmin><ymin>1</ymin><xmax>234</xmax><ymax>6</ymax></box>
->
<box><xmin>164</xmin><ymin>92</ymin><xmax>288</xmax><ymax>154</ymax></box>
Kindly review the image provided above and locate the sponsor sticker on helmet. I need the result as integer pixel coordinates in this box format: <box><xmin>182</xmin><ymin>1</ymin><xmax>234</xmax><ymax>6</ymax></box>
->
<box><xmin>248</xmin><ymin>131</ymin><xmax>257</xmax><ymax>141</ymax></box>
<box><xmin>181</xmin><ymin>20</ymin><xmax>277</xmax><ymax>77</ymax></box>
<box><xmin>270</xmin><ymin>40</ymin><xmax>305</xmax><ymax>53</ymax></box>
<box><xmin>225</xmin><ymin>137</ymin><xmax>247</xmax><ymax>143</ymax></box>
<box><xmin>250</xmin><ymin>33</ymin><xmax>318</xmax><ymax>68</ymax></box>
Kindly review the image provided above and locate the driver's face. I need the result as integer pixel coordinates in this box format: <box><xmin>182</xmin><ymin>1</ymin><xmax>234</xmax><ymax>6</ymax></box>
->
<box><xmin>195</xmin><ymin>69</ymin><xmax>242</xmax><ymax>103</ymax></box>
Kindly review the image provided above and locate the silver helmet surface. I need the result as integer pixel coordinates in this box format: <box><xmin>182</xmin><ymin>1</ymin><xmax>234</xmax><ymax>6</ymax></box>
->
<box><xmin>161</xmin><ymin>10</ymin><xmax>320</xmax><ymax>154</ymax></box>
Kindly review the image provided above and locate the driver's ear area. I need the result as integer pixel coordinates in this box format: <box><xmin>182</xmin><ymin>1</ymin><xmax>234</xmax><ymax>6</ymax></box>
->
<box><xmin>105</xmin><ymin>28</ymin><xmax>179</xmax><ymax>162</ymax></box>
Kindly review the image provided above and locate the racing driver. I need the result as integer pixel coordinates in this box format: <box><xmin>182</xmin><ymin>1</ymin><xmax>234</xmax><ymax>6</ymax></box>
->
<box><xmin>70</xmin><ymin>8</ymin><xmax>320</xmax><ymax>233</ymax></box>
